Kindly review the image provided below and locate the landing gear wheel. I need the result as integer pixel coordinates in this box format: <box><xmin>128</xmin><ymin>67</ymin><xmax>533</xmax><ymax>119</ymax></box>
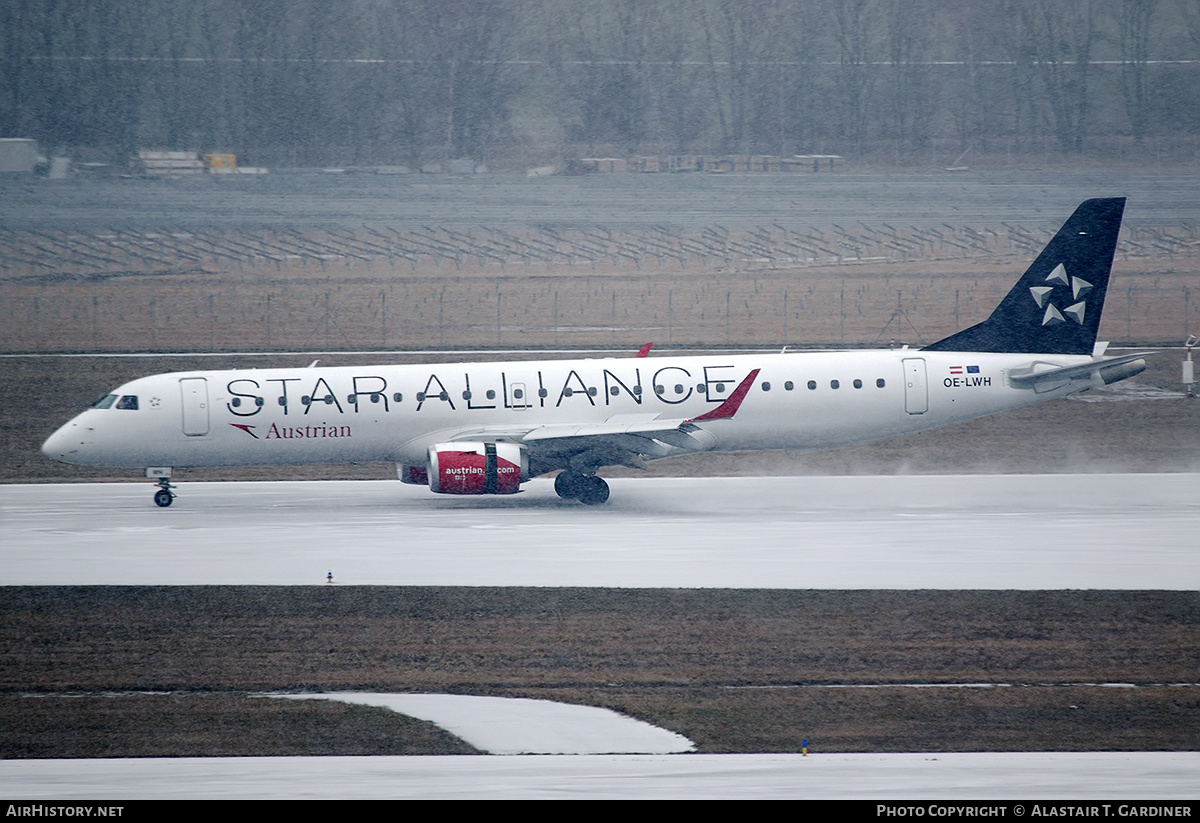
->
<box><xmin>153</xmin><ymin>477</ymin><xmax>175</xmax><ymax>507</ymax></box>
<box><xmin>577</xmin><ymin>475</ymin><xmax>610</xmax><ymax>506</ymax></box>
<box><xmin>554</xmin><ymin>471</ymin><xmax>585</xmax><ymax>500</ymax></box>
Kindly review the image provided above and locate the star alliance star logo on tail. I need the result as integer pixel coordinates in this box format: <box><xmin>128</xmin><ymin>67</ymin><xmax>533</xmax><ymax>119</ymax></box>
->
<box><xmin>1030</xmin><ymin>263</ymin><xmax>1092</xmax><ymax>327</ymax></box>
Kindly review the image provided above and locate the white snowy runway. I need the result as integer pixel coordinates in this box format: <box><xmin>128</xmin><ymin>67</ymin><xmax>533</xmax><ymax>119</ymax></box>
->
<box><xmin>2</xmin><ymin>474</ymin><xmax>1196</xmax><ymax>588</ymax></box>
<box><xmin>3</xmin><ymin>752</ymin><xmax>1196</xmax><ymax>800</ymax></box>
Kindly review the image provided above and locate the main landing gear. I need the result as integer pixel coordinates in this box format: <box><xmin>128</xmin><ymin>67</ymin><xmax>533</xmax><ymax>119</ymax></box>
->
<box><xmin>554</xmin><ymin>471</ymin><xmax>610</xmax><ymax>505</ymax></box>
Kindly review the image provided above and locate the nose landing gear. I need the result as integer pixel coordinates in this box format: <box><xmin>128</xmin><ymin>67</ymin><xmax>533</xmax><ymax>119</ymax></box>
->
<box><xmin>147</xmin><ymin>467</ymin><xmax>175</xmax><ymax>507</ymax></box>
<box><xmin>153</xmin><ymin>478</ymin><xmax>176</xmax><ymax>507</ymax></box>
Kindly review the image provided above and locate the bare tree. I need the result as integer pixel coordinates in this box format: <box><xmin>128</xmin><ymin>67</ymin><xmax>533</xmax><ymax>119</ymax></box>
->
<box><xmin>700</xmin><ymin>0</ymin><xmax>765</xmax><ymax>154</ymax></box>
<box><xmin>1119</xmin><ymin>0</ymin><xmax>1157</xmax><ymax>145</ymax></box>
<box><xmin>1033</xmin><ymin>0</ymin><xmax>1098</xmax><ymax>155</ymax></box>
<box><xmin>556</xmin><ymin>0</ymin><xmax>656</xmax><ymax>154</ymax></box>
<box><xmin>883</xmin><ymin>0</ymin><xmax>940</xmax><ymax>162</ymax></box>
<box><xmin>425</xmin><ymin>0</ymin><xmax>519</xmax><ymax>164</ymax></box>
<box><xmin>830</xmin><ymin>0</ymin><xmax>879</xmax><ymax>159</ymax></box>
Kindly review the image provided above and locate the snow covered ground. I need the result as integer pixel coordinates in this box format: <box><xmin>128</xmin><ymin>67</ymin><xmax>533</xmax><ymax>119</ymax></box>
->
<box><xmin>273</xmin><ymin>693</ymin><xmax>695</xmax><ymax>755</ymax></box>
<box><xmin>3</xmin><ymin>752</ymin><xmax>1196</xmax><ymax>800</ymax></box>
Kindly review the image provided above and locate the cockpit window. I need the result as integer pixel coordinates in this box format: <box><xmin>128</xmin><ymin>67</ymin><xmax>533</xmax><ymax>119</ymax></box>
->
<box><xmin>115</xmin><ymin>395</ymin><xmax>139</xmax><ymax>410</ymax></box>
<box><xmin>92</xmin><ymin>394</ymin><xmax>118</xmax><ymax>409</ymax></box>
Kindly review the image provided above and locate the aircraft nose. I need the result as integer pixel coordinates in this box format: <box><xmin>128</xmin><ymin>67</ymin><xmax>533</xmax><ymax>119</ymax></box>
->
<box><xmin>42</xmin><ymin>422</ymin><xmax>81</xmax><ymax>463</ymax></box>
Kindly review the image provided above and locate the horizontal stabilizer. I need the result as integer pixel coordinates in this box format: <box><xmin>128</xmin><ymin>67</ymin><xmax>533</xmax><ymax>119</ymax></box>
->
<box><xmin>1008</xmin><ymin>352</ymin><xmax>1148</xmax><ymax>389</ymax></box>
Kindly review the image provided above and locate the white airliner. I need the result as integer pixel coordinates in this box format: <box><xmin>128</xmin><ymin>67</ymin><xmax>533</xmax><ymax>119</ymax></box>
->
<box><xmin>43</xmin><ymin>198</ymin><xmax>1146</xmax><ymax>507</ymax></box>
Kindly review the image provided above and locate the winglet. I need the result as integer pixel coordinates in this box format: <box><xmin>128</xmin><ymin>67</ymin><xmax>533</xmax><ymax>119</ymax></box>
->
<box><xmin>635</xmin><ymin>343</ymin><xmax>653</xmax><ymax>358</ymax></box>
<box><xmin>690</xmin><ymin>369</ymin><xmax>760</xmax><ymax>422</ymax></box>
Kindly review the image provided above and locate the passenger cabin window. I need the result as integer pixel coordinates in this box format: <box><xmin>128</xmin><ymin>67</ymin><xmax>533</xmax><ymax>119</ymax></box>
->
<box><xmin>115</xmin><ymin>395</ymin><xmax>139</xmax><ymax>410</ymax></box>
<box><xmin>876</xmin><ymin>378</ymin><xmax>886</xmax><ymax>388</ymax></box>
<box><xmin>853</xmin><ymin>379</ymin><xmax>863</xmax><ymax>389</ymax></box>
<box><xmin>807</xmin><ymin>381</ymin><xmax>817</xmax><ymax>390</ymax></box>
<box><xmin>92</xmin><ymin>394</ymin><xmax>118</xmax><ymax>409</ymax></box>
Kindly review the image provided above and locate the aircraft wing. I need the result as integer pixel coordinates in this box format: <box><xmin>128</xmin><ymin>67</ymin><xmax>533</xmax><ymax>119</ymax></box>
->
<box><xmin>446</xmin><ymin>369</ymin><xmax>760</xmax><ymax>472</ymax></box>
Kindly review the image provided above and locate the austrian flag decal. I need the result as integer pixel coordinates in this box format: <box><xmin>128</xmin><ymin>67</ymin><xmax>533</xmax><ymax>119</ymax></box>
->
<box><xmin>944</xmin><ymin>365</ymin><xmax>990</xmax><ymax>389</ymax></box>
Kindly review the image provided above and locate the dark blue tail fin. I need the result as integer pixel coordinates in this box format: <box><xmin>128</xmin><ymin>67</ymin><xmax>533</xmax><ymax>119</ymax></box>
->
<box><xmin>924</xmin><ymin>197</ymin><xmax>1125</xmax><ymax>354</ymax></box>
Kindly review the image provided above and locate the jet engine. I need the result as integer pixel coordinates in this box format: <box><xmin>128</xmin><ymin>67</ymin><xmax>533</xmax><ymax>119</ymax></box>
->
<box><xmin>427</xmin><ymin>442</ymin><xmax>529</xmax><ymax>495</ymax></box>
<box><xmin>396</xmin><ymin>464</ymin><xmax>429</xmax><ymax>485</ymax></box>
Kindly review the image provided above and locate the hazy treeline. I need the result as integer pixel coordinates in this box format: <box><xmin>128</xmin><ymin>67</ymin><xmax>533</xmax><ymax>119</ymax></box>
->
<box><xmin>2</xmin><ymin>0</ymin><xmax>1198</xmax><ymax>169</ymax></box>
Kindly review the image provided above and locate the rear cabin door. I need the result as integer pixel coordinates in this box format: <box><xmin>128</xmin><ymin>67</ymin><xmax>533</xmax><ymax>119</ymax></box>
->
<box><xmin>180</xmin><ymin>377</ymin><xmax>210</xmax><ymax>436</ymax></box>
<box><xmin>902</xmin><ymin>358</ymin><xmax>928</xmax><ymax>415</ymax></box>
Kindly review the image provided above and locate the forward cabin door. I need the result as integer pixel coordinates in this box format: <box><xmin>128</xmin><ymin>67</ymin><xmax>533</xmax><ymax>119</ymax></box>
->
<box><xmin>180</xmin><ymin>377</ymin><xmax>210</xmax><ymax>436</ymax></box>
<box><xmin>902</xmin><ymin>358</ymin><xmax>928</xmax><ymax>415</ymax></box>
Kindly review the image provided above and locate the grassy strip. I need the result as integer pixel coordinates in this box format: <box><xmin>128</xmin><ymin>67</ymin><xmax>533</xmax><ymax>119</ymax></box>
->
<box><xmin>2</xmin><ymin>587</ymin><xmax>1196</xmax><ymax>756</ymax></box>
<box><xmin>0</xmin><ymin>694</ymin><xmax>479</xmax><ymax>758</ymax></box>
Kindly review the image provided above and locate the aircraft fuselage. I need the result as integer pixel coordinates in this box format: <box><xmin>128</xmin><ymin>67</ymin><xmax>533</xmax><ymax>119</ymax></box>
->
<box><xmin>42</xmin><ymin>349</ymin><xmax>1090</xmax><ymax>470</ymax></box>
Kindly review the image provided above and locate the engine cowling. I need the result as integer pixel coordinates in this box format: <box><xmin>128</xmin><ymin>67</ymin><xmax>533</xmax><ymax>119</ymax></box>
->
<box><xmin>427</xmin><ymin>442</ymin><xmax>529</xmax><ymax>495</ymax></box>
